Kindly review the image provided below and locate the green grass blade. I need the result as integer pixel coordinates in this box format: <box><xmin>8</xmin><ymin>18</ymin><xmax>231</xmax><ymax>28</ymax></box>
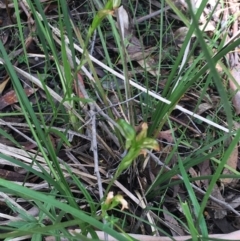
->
<box><xmin>0</xmin><ymin>178</ymin><xmax>131</xmax><ymax>241</ymax></box>
<box><xmin>178</xmin><ymin>156</ymin><xmax>207</xmax><ymax>237</ymax></box>
<box><xmin>198</xmin><ymin>129</ymin><xmax>240</xmax><ymax>224</ymax></box>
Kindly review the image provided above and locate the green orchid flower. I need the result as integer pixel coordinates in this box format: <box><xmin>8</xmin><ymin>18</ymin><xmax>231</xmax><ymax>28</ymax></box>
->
<box><xmin>116</xmin><ymin>119</ymin><xmax>159</xmax><ymax>177</ymax></box>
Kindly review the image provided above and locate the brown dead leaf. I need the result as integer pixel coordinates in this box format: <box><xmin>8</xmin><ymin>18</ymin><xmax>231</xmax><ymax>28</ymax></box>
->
<box><xmin>212</xmin><ymin>216</ymin><xmax>236</xmax><ymax>234</ymax></box>
<box><xmin>174</xmin><ymin>22</ymin><xmax>215</xmax><ymax>47</ymax></box>
<box><xmin>137</xmin><ymin>58</ymin><xmax>159</xmax><ymax>76</ymax></box>
<box><xmin>0</xmin><ymin>88</ymin><xmax>36</xmax><ymax>110</ymax></box>
<box><xmin>196</xmin><ymin>103</ymin><xmax>213</xmax><ymax>115</ymax></box>
<box><xmin>188</xmin><ymin>167</ymin><xmax>201</xmax><ymax>187</ymax></box>
<box><xmin>22</xmin><ymin>142</ymin><xmax>38</xmax><ymax>151</ymax></box>
<box><xmin>126</xmin><ymin>47</ymin><xmax>156</xmax><ymax>62</ymax></box>
<box><xmin>199</xmin><ymin>22</ymin><xmax>215</xmax><ymax>32</ymax></box>
<box><xmin>121</xmin><ymin>26</ymin><xmax>143</xmax><ymax>55</ymax></box>
<box><xmin>163</xmin><ymin>205</ymin><xmax>185</xmax><ymax>236</ymax></box>
<box><xmin>157</xmin><ymin>129</ymin><xmax>176</xmax><ymax>143</ymax></box>
<box><xmin>0</xmin><ymin>169</ymin><xmax>26</xmax><ymax>182</ymax></box>
<box><xmin>220</xmin><ymin>144</ymin><xmax>238</xmax><ymax>186</ymax></box>
<box><xmin>232</xmin><ymin>216</ymin><xmax>240</xmax><ymax>229</ymax></box>
<box><xmin>174</xmin><ymin>27</ymin><xmax>190</xmax><ymax>46</ymax></box>
<box><xmin>228</xmin><ymin>196</ymin><xmax>240</xmax><ymax>209</ymax></box>
<box><xmin>210</xmin><ymin>185</ymin><xmax>227</xmax><ymax>219</ymax></box>
<box><xmin>230</xmin><ymin>64</ymin><xmax>240</xmax><ymax>114</ymax></box>
<box><xmin>198</xmin><ymin>160</ymin><xmax>211</xmax><ymax>187</ymax></box>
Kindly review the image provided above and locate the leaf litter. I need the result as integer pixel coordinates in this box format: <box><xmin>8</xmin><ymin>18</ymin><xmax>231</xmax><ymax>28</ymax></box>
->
<box><xmin>0</xmin><ymin>0</ymin><xmax>240</xmax><ymax>240</ymax></box>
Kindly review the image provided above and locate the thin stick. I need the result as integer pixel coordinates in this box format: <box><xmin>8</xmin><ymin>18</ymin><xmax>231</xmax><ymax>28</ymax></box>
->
<box><xmin>75</xmin><ymin>74</ymin><xmax>104</xmax><ymax>199</ymax></box>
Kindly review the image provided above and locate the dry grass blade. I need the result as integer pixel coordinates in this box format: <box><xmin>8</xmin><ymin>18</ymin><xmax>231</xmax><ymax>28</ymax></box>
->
<box><xmin>45</xmin><ymin>230</ymin><xmax>240</xmax><ymax>241</ymax></box>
